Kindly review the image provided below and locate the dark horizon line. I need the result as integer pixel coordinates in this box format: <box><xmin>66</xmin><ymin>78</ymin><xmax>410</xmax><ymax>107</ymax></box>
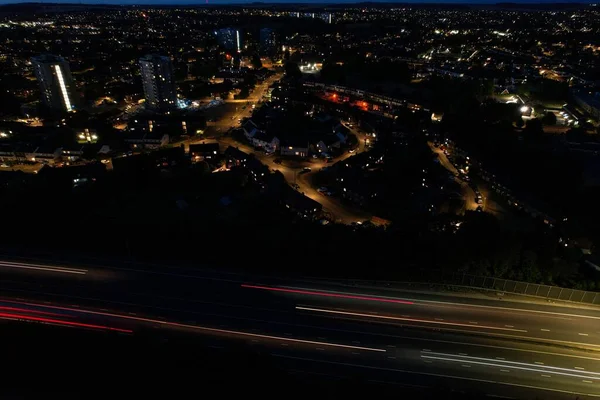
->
<box><xmin>0</xmin><ymin>1</ymin><xmax>595</xmax><ymax>4</ymax></box>
<box><xmin>0</xmin><ymin>0</ymin><xmax>598</xmax><ymax>6</ymax></box>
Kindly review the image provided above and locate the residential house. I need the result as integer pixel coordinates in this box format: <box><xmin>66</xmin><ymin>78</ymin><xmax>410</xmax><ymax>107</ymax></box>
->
<box><xmin>32</xmin><ymin>146</ymin><xmax>62</xmax><ymax>165</ymax></box>
<box><xmin>190</xmin><ymin>143</ymin><xmax>220</xmax><ymax>161</ymax></box>
<box><xmin>283</xmin><ymin>186</ymin><xmax>322</xmax><ymax>219</ymax></box>
<box><xmin>124</xmin><ymin>131</ymin><xmax>169</xmax><ymax>150</ymax></box>
<box><xmin>128</xmin><ymin>113</ymin><xmax>206</xmax><ymax>137</ymax></box>
<box><xmin>280</xmin><ymin>140</ymin><xmax>309</xmax><ymax>158</ymax></box>
<box><xmin>38</xmin><ymin>162</ymin><xmax>107</xmax><ymax>191</ymax></box>
<box><xmin>61</xmin><ymin>145</ymin><xmax>86</xmax><ymax>162</ymax></box>
<box><xmin>315</xmin><ymin>135</ymin><xmax>341</xmax><ymax>154</ymax></box>
<box><xmin>224</xmin><ymin>146</ymin><xmax>250</xmax><ymax>167</ymax></box>
<box><xmin>242</xmin><ymin>120</ymin><xmax>260</xmax><ymax>140</ymax></box>
<box><xmin>334</xmin><ymin>124</ymin><xmax>350</xmax><ymax>144</ymax></box>
<box><xmin>251</xmin><ymin>130</ymin><xmax>279</xmax><ymax>152</ymax></box>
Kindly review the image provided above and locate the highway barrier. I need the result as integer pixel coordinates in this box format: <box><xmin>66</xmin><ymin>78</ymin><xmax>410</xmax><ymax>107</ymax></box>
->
<box><xmin>333</xmin><ymin>270</ymin><xmax>600</xmax><ymax>307</ymax></box>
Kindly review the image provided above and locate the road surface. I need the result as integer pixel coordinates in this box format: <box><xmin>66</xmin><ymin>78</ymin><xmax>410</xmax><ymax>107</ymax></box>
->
<box><xmin>215</xmin><ymin>132</ymin><xmax>369</xmax><ymax>224</ymax></box>
<box><xmin>0</xmin><ymin>258</ymin><xmax>599</xmax><ymax>399</ymax></box>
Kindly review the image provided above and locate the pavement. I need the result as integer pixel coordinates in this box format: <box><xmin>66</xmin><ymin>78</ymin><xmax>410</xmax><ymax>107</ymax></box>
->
<box><xmin>1</xmin><ymin>258</ymin><xmax>599</xmax><ymax>399</ymax></box>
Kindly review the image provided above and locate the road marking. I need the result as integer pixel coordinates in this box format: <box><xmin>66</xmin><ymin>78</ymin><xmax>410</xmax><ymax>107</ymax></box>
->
<box><xmin>583</xmin><ymin>380</ymin><xmax>593</xmax><ymax>384</ymax></box>
<box><xmin>462</xmin><ymin>365</ymin><xmax>471</xmax><ymax>368</ymax></box>
<box><xmin>541</xmin><ymin>375</ymin><xmax>551</xmax><ymax>378</ymax></box>
<box><xmin>505</xmin><ymin>325</ymin><xmax>514</xmax><ymax>328</ymax></box>
<box><xmin>500</xmin><ymin>369</ymin><xmax>510</xmax><ymax>372</ymax></box>
<box><xmin>421</xmin><ymin>353</ymin><xmax>600</xmax><ymax>379</ymax></box>
<box><xmin>296</xmin><ymin>306</ymin><xmax>528</xmax><ymax>332</ymax></box>
<box><xmin>423</xmin><ymin>349</ymin><xmax>431</xmax><ymax>352</ymax></box>
<box><xmin>469</xmin><ymin>321</ymin><xmax>478</xmax><ymax>324</ymax></box>
<box><xmin>575</xmin><ymin>367</ymin><xmax>585</xmax><ymax>370</ymax></box>
<box><xmin>579</xmin><ymin>333</ymin><xmax>589</xmax><ymax>336</ymax></box>
<box><xmin>387</xmin><ymin>345</ymin><xmax>396</xmax><ymax>348</ymax></box>
<box><xmin>6</xmin><ymin>298</ymin><xmax>600</xmax><ymax>362</ymax></box>
<box><xmin>244</xmin><ymin>284</ymin><xmax>414</xmax><ymax>305</ymax></box>
<box><xmin>535</xmin><ymin>362</ymin><xmax>544</xmax><ymax>365</ymax></box>
<box><xmin>435</xmin><ymin>318</ymin><xmax>444</xmax><ymax>321</ymax></box>
<box><xmin>282</xmin><ymin>285</ymin><xmax>600</xmax><ymax>321</ymax></box>
<box><xmin>387</xmin><ymin>356</ymin><xmax>396</xmax><ymax>359</ymax></box>
<box><xmin>271</xmin><ymin>354</ymin><xmax>600</xmax><ymax>398</ymax></box>
<box><xmin>496</xmin><ymin>357</ymin><xmax>505</xmax><ymax>360</ymax></box>
<box><xmin>0</xmin><ymin>260</ymin><xmax>87</xmax><ymax>275</ymax></box>
<box><xmin>541</xmin><ymin>329</ymin><xmax>550</xmax><ymax>332</ymax></box>
<box><xmin>459</xmin><ymin>353</ymin><xmax>468</xmax><ymax>356</ymax></box>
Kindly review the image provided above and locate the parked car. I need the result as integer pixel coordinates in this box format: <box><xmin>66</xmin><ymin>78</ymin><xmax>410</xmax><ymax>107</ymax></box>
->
<box><xmin>273</xmin><ymin>158</ymin><xmax>282</xmax><ymax>164</ymax></box>
<box><xmin>301</xmin><ymin>167</ymin><xmax>312</xmax><ymax>173</ymax></box>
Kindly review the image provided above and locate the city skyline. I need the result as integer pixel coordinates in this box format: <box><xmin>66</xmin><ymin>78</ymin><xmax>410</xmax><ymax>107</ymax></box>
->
<box><xmin>0</xmin><ymin>0</ymin><xmax>596</xmax><ymax>4</ymax></box>
<box><xmin>0</xmin><ymin>2</ymin><xmax>599</xmax><ymax>399</ymax></box>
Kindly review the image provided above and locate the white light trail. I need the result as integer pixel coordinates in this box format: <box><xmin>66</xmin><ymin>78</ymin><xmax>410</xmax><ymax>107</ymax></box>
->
<box><xmin>0</xmin><ymin>260</ymin><xmax>86</xmax><ymax>274</ymax></box>
<box><xmin>296</xmin><ymin>306</ymin><xmax>527</xmax><ymax>332</ymax></box>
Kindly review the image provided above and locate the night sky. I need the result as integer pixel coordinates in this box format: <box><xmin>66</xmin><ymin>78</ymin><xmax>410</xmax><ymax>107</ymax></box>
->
<box><xmin>0</xmin><ymin>0</ymin><xmax>591</xmax><ymax>4</ymax></box>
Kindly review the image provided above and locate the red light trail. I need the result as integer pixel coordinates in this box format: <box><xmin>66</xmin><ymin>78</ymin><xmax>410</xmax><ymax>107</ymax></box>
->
<box><xmin>0</xmin><ymin>311</ymin><xmax>132</xmax><ymax>333</ymax></box>
<box><xmin>0</xmin><ymin>306</ymin><xmax>64</xmax><ymax>317</ymax></box>
<box><xmin>0</xmin><ymin>299</ymin><xmax>384</xmax><ymax>352</ymax></box>
<box><xmin>240</xmin><ymin>284</ymin><xmax>414</xmax><ymax>305</ymax></box>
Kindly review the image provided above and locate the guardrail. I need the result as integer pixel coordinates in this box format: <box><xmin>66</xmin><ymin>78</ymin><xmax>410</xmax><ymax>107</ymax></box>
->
<box><xmin>423</xmin><ymin>270</ymin><xmax>600</xmax><ymax>305</ymax></box>
<box><xmin>337</xmin><ymin>269</ymin><xmax>600</xmax><ymax>306</ymax></box>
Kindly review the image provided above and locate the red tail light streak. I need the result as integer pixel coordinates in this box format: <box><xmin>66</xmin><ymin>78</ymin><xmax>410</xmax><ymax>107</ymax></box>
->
<box><xmin>0</xmin><ymin>306</ymin><xmax>64</xmax><ymax>317</ymax></box>
<box><xmin>1</xmin><ymin>299</ymin><xmax>385</xmax><ymax>352</ymax></box>
<box><xmin>0</xmin><ymin>311</ymin><xmax>132</xmax><ymax>333</ymax></box>
<box><xmin>241</xmin><ymin>284</ymin><xmax>414</xmax><ymax>305</ymax></box>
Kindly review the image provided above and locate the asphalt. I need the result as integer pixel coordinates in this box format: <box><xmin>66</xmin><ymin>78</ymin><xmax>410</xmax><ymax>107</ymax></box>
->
<box><xmin>1</xmin><ymin>259</ymin><xmax>599</xmax><ymax>399</ymax></box>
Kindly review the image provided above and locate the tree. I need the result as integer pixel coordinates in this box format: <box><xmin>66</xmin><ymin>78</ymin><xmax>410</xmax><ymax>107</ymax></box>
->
<box><xmin>566</xmin><ymin>127</ymin><xmax>588</xmax><ymax>143</ymax></box>
<box><xmin>515</xmin><ymin>116</ymin><xmax>525</xmax><ymax>128</ymax></box>
<box><xmin>251</xmin><ymin>54</ymin><xmax>262</xmax><ymax>70</ymax></box>
<box><xmin>235</xmin><ymin>87</ymin><xmax>250</xmax><ymax>99</ymax></box>
<box><xmin>524</xmin><ymin>118</ymin><xmax>544</xmax><ymax>137</ymax></box>
<box><xmin>541</xmin><ymin>111</ymin><xmax>557</xmax><ymax>126</ymax></box>
<box><xmin>284</xmin><ymin>62</ymin><xmax>302</xmax><ymax>80</ymax></box>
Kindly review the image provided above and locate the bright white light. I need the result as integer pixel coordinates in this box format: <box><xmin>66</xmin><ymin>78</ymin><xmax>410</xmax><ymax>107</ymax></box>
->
<box><xmin>520</xmin><ymin>106</ymin><xmax>529</xmax><ymax>113</ymax></box>
<box><xmin>236</xmin><ymin>30</ymin><xmax>240</xmax><ymax>52</ymax></box>
<box><xmin>54</xmin><ymin>64</ymin><xmax>72</xmax><ymax>111</ymax></box>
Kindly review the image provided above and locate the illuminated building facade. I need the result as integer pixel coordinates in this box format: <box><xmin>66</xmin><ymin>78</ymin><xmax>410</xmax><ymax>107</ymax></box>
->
<box><xmin>31</xmin><ymin>54</ymin><xmax>77</xmax><ymax>112</ymax></box>
<box><xmin>139</xmin><ymin>54</ymin><xmax>177</xmax><ymax>112</ymax></box>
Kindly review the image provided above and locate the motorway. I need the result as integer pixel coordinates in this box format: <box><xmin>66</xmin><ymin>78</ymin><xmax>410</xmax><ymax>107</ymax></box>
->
<box><xmin>1</xmin><ymin>258</ymin><xmax>600</xmax><ymax>399</ymax></box>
